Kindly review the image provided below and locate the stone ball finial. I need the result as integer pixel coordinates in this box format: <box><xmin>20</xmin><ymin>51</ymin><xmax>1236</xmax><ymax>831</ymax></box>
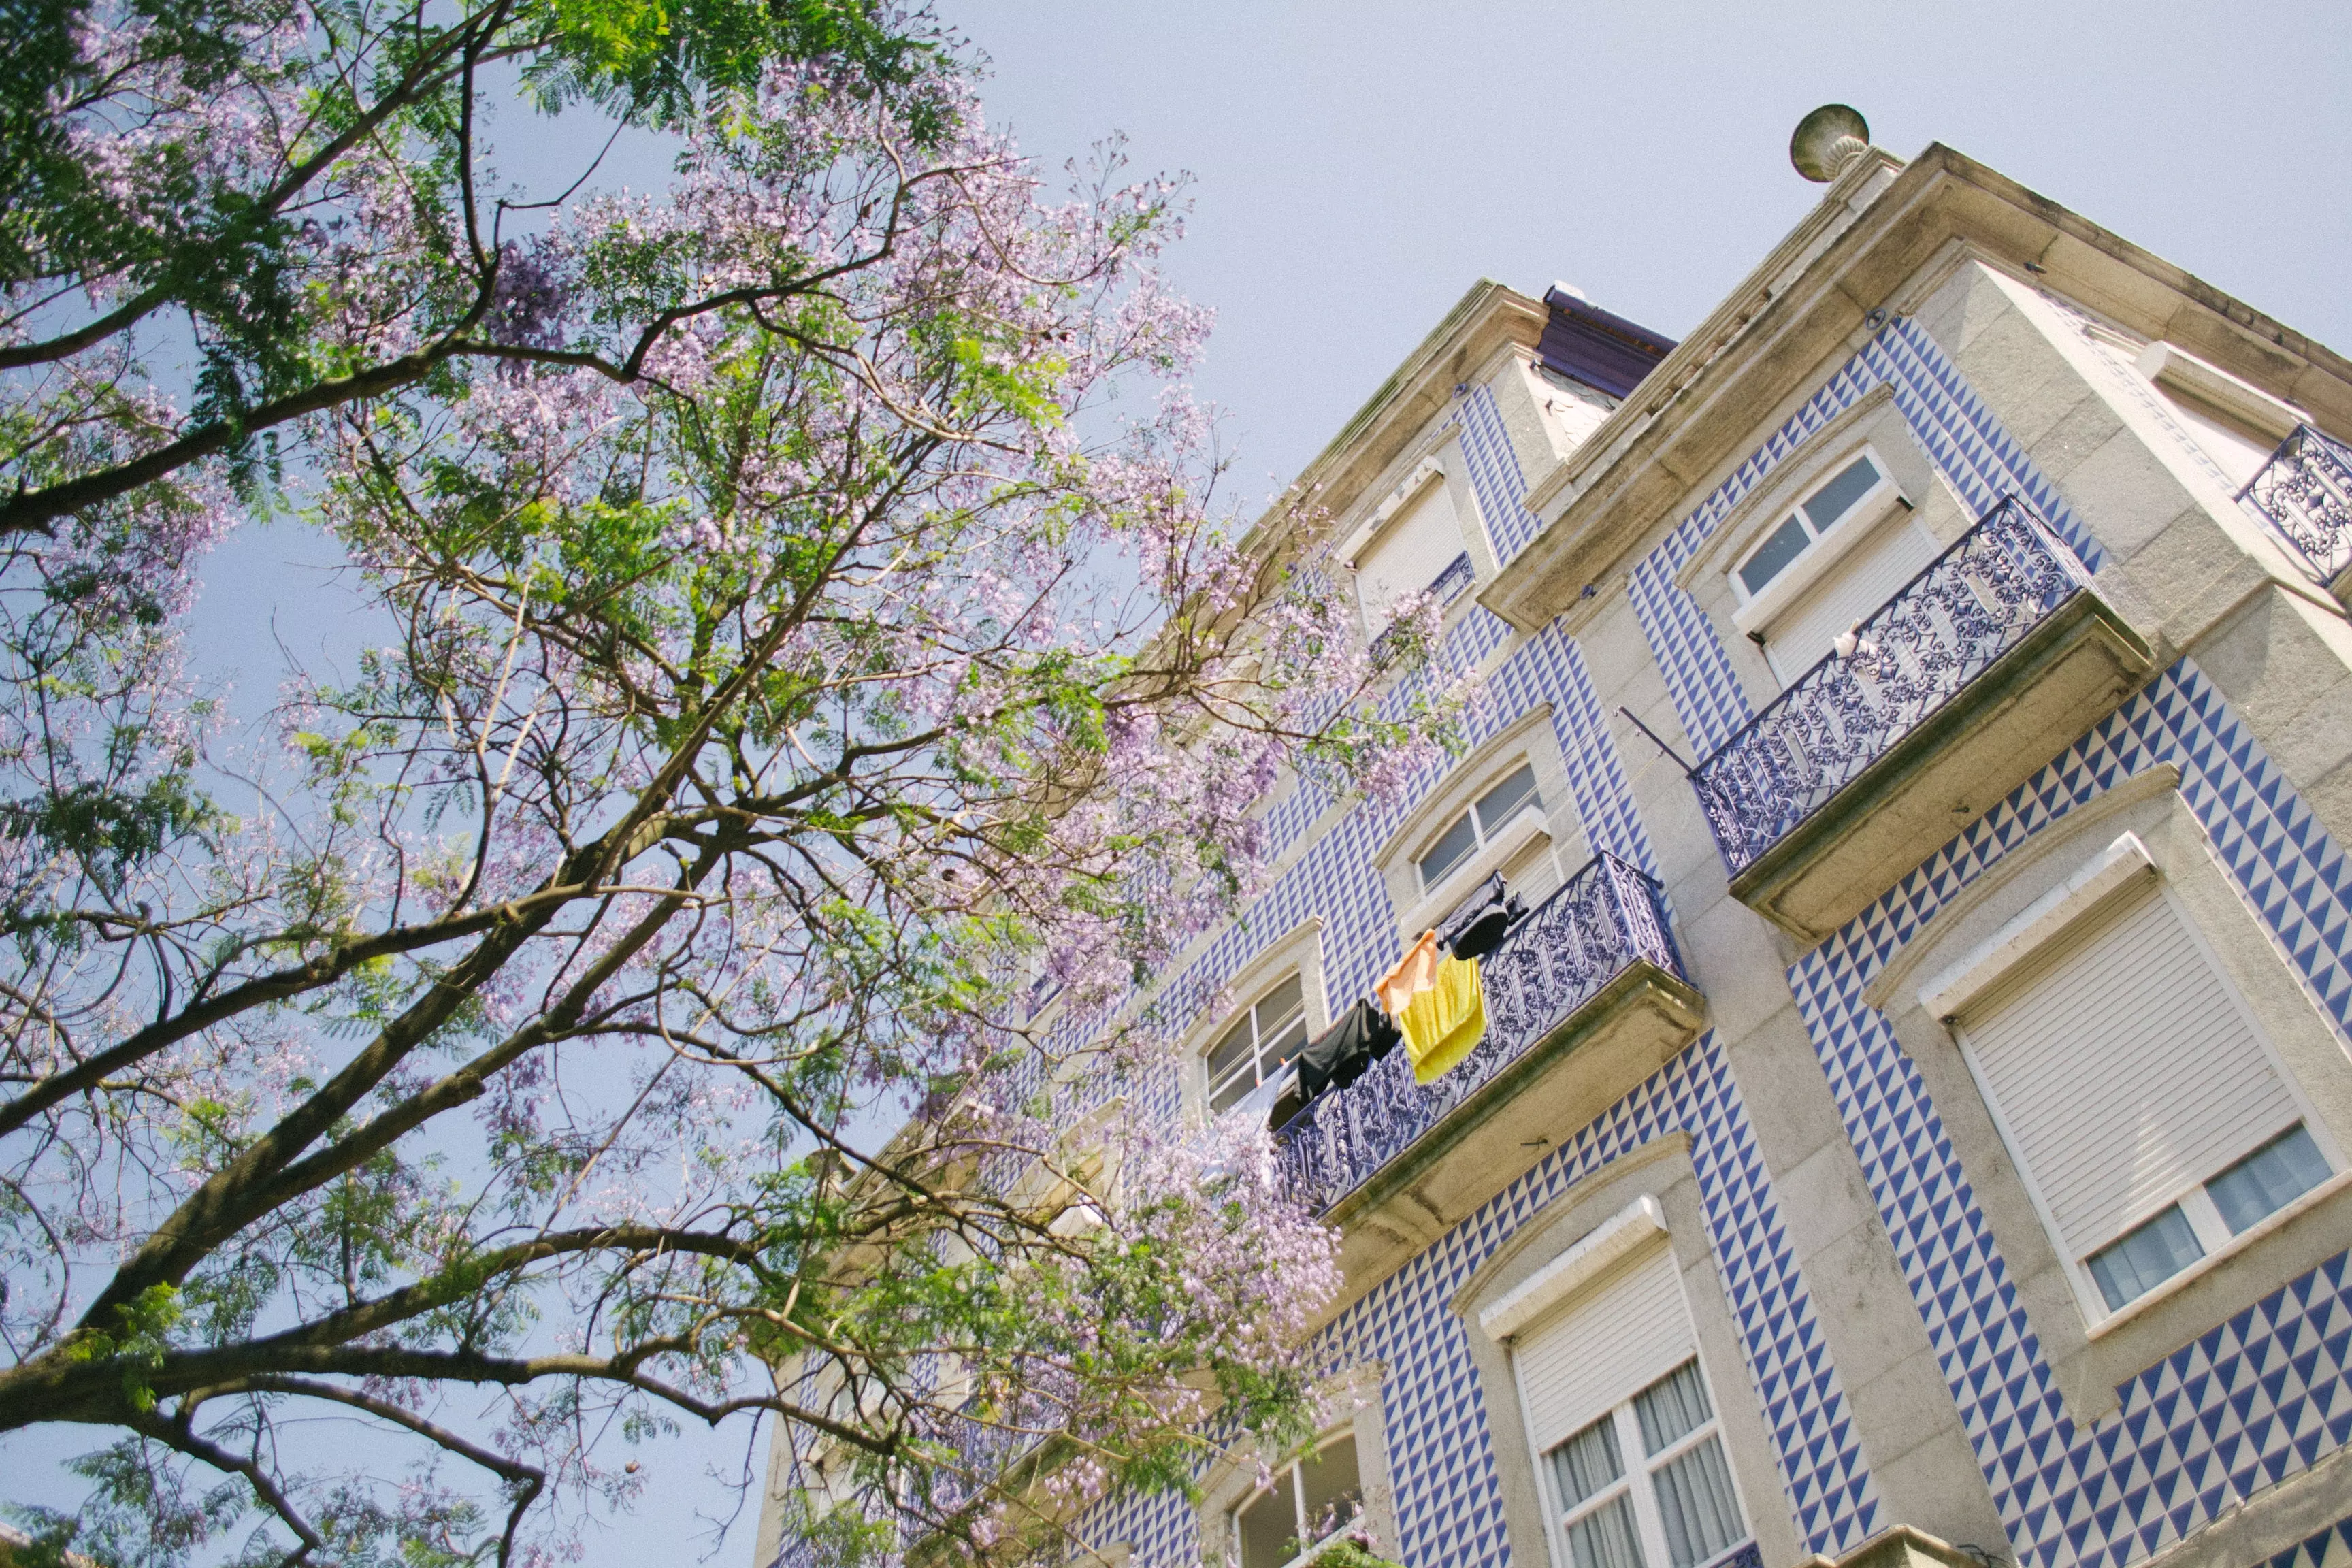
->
<box><xmin>1791</xmin><ymin>104</ymin><xmax>1871</xmax><ymax>182</ymax></box>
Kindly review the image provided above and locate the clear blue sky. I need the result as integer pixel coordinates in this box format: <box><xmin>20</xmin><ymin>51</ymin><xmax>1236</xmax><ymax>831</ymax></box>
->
<box><xmin>10</xmin><ymin>2</ymin><xmax>2346</xmax><ymax>1563</ymax></box>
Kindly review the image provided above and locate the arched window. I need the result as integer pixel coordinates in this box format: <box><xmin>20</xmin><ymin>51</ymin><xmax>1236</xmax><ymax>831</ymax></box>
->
<box><xmin>1204</xmin><ymin>973</ymin><xmax>1310</xmax><ymax>1117</ymax></box>
<box><xmin>1415</xmin><ymin>763</ymin><xmax>1543</xmax><ymax>892</ymax></box>
<box><xmin>1728</xmin><ymin>444</ymin><xmax>1936</xmax><ymax>683</ymax></box>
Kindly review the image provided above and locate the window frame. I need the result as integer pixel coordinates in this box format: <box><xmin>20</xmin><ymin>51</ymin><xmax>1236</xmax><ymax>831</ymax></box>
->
<box><xmin>1226</xmin><ymin>1430</ymin><xmax>1365</xmax><ymax>1568</ymax></box>
<box><xmin>1863</xmin><ymin>766</ymin><xmax>2352</xmax><ymax>1422</ymax></box>
<box><xmin>1933</xmin><ymin>844</ymin><xmax>2346</xmax><ymax>1329</ymax></box>
<box><xmin>1414</xmin><ymin>762</ymin><xmax>1546</xmax><ymax>894</ymax></box>
<box><xmin>1725</xmin><ymin>444</ymin><xmax>1903</xmax><ymax>610</ymax></box>
<box><xmin>1369</xmin><ymin>706</ymin><xmax>1582</xmax><ymax>947</ymax></box>
<box><xmin>1201</xmin><ymin>970</ymin><xmax>1312</xmax><ymax>1122</ymax></box>
<box><xmin>1539</xmin><ymin>1356</ymin><xmax>1752</xmax><ymax>1568</ymax></box>
<box><xmin>1344</xmin><ymin>454</ymin><xmax>1472</xmax><ymax>633</ymax></box>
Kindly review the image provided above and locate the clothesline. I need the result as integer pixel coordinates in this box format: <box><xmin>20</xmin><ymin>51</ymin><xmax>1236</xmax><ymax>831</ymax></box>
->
<box><xmin>1276</xmin><ymin>873</ymin><xmax>1529</xmax><ymax>1128</ymax></box>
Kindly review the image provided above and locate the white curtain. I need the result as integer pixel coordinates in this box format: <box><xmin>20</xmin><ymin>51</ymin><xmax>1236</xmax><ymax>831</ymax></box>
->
<box><xmin>1652</xmin><ymin>1435</ymin><xmax>1742</xmax><ymax>1568</ymax></box>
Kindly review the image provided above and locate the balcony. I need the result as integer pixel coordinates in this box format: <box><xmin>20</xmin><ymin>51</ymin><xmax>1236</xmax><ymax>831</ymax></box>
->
<box><xmin>1274</xmin><ymin>853</ymin><xmax>1705</xmax><ymax>1291</ymax></box>
<box><xmin>2240</xmin><ymin>423</ymin><xmax>2352</xmax><ymax>597</ymax></box>
<box><xmin>1367</xmin><ymin>552</ymin><xmax>1478</xmax><ymax>665</ymax></box>
<box><xmin>1428</xmin><ymin>549</ymin><xmax>1476</xmax><ymax>604</ymax></box>
<box><xmin>1691</xmin><ymin>497</ymin><xmax>2154</xmax><ymax>943</ymax></box>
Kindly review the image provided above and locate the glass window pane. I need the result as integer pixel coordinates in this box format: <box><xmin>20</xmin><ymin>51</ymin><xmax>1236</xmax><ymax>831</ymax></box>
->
<box><xmin>1255</xmin><ymin>975</ymin><xmax>1305</xmax><ymax>1037</ymax></box>
<box><xmin>1633</xmin><ymin>1360</ymin><xmax>1715</xmax><ymax>1456</ymax></box>
<box><xmin>1206</xmin><ymin>1016</ymin><xmax>1257</xmax><ymax>1086</ymax></box>
<box><xmin>1262</xmin><ymin>1011</ymin><xmax>1311</xmax><ymax>1075</ymax></box>
<box><xmin>1235</xmin><ymin>1471</ymin><xmax>1299</xmax><ymax>1568</ymax></box>
<box><xmin>2087</xmin><ymin>1205</ymin><xmax>2205</xmax><ymax>1311</ymax></box>
<box><xmin>1799</xmin><ymin>454</ymin><xmax>1882</xmax><ymax>533</ymax></box>
<box><xmin>2207</xmin><ymin>1124</ymin><xmax>2332</xmax><ymax>1234</ymax></box>
<box><xmin>1417</xmin><ymin>810</ymin><xmax>1480</xmax><ymax>889</ymax></box>
<box><xmin>1296</xmin><ymin>1436</ymin><xmax>1363</xmax><ymax>1548</ymax></box>
<box><xmin>1208</xmin><ymin>1073</ymin><xmax>1256</xmax><ymax>1115</ymax></box>
<box><xmin>1736</xmin><ymin>514</ymin><xmax>1812</xmax><ymax>596</ymax></box>
<box><xmin>1564</xmin><ymin>1492</ymin><xmax>1648</xmax><ymax>1568</ymax></box>
<box><xmin>1548</xmin><ymin>1416</ymin><xmax>1624</xmax><ymax>1509</ymax></box>
<box><xmin>1475</xmin><ymin>764</ymin><xmax>1543</xmax><ymax>838</ymax></box>
<box><xmin>1650</xmin><ymin>1435</ymin><xmax>1744</xmax><ymax>1568</ymax></box>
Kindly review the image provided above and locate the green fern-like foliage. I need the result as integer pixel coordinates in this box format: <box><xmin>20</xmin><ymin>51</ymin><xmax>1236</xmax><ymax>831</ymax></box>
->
<box><xmin>1304</xmin><ymin>1542</ymin><xmax>1407</xmax><ymax>1568</ymax></box>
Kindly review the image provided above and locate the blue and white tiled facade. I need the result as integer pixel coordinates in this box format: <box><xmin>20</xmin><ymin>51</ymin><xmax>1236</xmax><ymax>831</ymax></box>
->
<box><xmin>1105</xmin><ymin>284</ymin><xmax>2352</xmax><ymax>1565</ymax></box>
<box><xmin>1087</xmin><ymin>1032</ymin><xmax>1880</xmax><ymax>1567</ymax></box>
<box><xmin>761</xmin><ymin>157</ymin><xmax>2352</xmax><ymax>1568</ymax></box>
<box><xmin>1618</xmin><ymin>318</ymin><xmax>2352</xmax><ymax>1568</ymax></box>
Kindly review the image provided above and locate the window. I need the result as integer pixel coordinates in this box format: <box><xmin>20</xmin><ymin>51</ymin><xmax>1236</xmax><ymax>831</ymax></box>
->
<box><xmin>1025</xmin><ymin>971</ymin><xmax>1062</xmax><ymax>1020</ymax></box>
<box><xmin>2134</xmin><ymin>343</ymin><xmax>2302</xmax><ymax>489</ymax></box>
<box><xmin>1734</xmin><ymin>454</ymin><xmax>1886</xmax><ymax>597</ymax></box>
<box><xmin>1230</xmin><ymin>1433</ymin><xmax>1362</xmax><ymax>1568</ymax></box>
<box><xmin>2084</xmin><ymin>1123</ymin><xmax>2332</xmax><ymax>1311</ymax></box>
<box><xmin>1728</xmin><ymin>448</ymin><xmax>1936</xmax><ymax>683</ymax></box>
<box><xmin>1549</xmin><ymin>1363</ymin><xmax>1746</xmax><ymax>1568</ymax></box>
<box><xmin>1953</xmin><ymin>880</ymin><xmax>2338</xmax><ymax>1316</ymax></box>
<box><xmin>1417</xmin><ymin>764</ymin><xmax>1542</xmax><ymax>892</ymax></box>
<box><xmin>1512</xmin><ymin>1242</ymin><xmax>1750</xmax><ymax>1568</ymax></box>
<box><xmin>1352</xmin><ymin>469</ymin><xmax>1470</xmax><ymax>627</ymax></box>
<box><xmin>1205</xmin><ymin>974</ymin><xmax>1310</xmax><ymax>1116</ymax></box>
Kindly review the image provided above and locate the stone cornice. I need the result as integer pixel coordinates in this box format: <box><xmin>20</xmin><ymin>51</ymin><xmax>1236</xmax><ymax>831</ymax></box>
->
<box><xmin>1240</xmin><ymin>280</ymin><xmax>1548</xmax><ymax>561</ymax></box>
<box><xmin>1481</xmin><ymin>142</ymin><xmax>2352</xmax><ymax>632</ymax></box>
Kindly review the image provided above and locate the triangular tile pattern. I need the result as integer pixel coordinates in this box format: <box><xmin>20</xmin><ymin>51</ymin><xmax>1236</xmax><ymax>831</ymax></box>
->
<box><xmin>1786</xmin><ymin>659</ymin><xmax>2352</xmax><ymax>1568</ymax></box>
<box><xmin>1085</xmin><ymin>1032</ymin><xmax>1881</xmax><ymax>1568</ymax></box>
<box><xmin>2269</xmin><ymin>1515</ymin><xmax>2352</xmax><ymax>1568</ymax></box>
<box><xmin>1628</xmin><ymin>319</ymin><xmax>2104</xmax><ymax>762</ymax></box>
<box><xmin>1452</xmin><ymin>390</ymin><xmax>1658</xmax><ymax>888</ymax></box>
<box><xmin>1458</xmin><ymin>382</ymin><xmax>1546</xmax><ymax>564</ymax></box>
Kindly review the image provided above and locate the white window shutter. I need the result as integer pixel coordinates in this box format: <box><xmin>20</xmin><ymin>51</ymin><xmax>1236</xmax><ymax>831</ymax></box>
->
<box><xmin>1957</xmin><ymin>883</ymin><xmax>2298</xmax><ymax>1258</ymax></box>
<box><xmin>1514</xmin><ymin>1241</ymin><xmax>1695</xmax><ymax>1454</ymax></box>
<box><xmin>1763</xmin><ymin>512</ymin><xmax>1940</xmax><ymax>682</ymax></box>
<box><xmin>1354</xmin><ymin>483</ymin><xmax>1468</xmax><ymax>625</ymax></box>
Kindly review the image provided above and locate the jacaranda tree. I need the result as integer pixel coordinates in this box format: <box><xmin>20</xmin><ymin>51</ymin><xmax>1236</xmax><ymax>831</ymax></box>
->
<box><xmin>0</xmin><ymin>1</ymin><xmax>1467</xmax><ymax>1563</ymax></box>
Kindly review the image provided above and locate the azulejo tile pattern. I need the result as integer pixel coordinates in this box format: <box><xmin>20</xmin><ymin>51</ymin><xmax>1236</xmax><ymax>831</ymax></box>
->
<box><xmin>1628</xmin><ymin>317</ymin><xmax>2107</xmax><ymax>760</ymax></box>
<box><xmin>1786</xmin><ymin>660</ymin><xmax>2352</xmax><ymax>1568</ymax></box>
<box><xmin>1458</xmin><ymin>380</ymin><xmax>1545</xmax><ymax>564</ymax></box>
<box><xmin>2271</xmin><ymin>1514</ymin><xmax>2352</xmax><ymax>1568</ymax></box>
<box><xmin>1085</xmin><ymin>1033</ymin><xmax>1877</xmax><ymax>1568</ymax></box>
<box><xmin>1622</xmin><ymin>301</ymin><xmax>2352</xmax><ymax>1567</ymax></box>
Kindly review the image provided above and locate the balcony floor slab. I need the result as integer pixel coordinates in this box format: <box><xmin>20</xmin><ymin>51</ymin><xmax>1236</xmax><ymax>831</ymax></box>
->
<box><xmin>1320</xmin><ymin>961</ymin><xmax>1708</xmax><ymax>1318</ymax></box>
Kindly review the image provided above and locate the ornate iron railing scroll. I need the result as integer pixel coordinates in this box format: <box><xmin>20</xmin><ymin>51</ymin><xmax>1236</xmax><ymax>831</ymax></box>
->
<box><xmin>1273</xmin><ymin>853</ymin><xmax>1681</xmax><ymax>1215</ymax></box>
<box><xmin>1367</xmin><ymin>552</ymin><xmax>1480</xmax><ymax>665</ymax></box>
<box><xmin>1688</xmin><ymin>496</ymin><xmax>2091</xmax><ymax>877</ymax></box>
<box><xmin>2240</xmin><ymin>423</ymin><xmax>2352</xmax><ymax>585</ymax></box>
<box><xmin>1431</xmin><ymin>550</ymin><xmax>1476</xmax><ymax>605</ymax></box>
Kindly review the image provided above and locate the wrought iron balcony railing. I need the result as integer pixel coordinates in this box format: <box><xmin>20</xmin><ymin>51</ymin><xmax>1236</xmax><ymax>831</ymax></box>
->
<box><xmin>1430</xmin><ymin>549</ymin><xmax>1476</xmax><ymax>605</ymax></box>
<box><xmin>2240</xmin><ymin>423</ymin><xmax>2352</xmax><ymax>585</ymax></box>
<box><xmin>1367</xmin><ymin>553</ymin><xmax>1478</xmax><ymax>665</ymax></box>
<box><xmin>1273</xmin><ymin>852</ymin><xmax>1681</xmax><ymax>1215</ymax></box>
<box><xmin>1690</xmin><ymin>496</ymin><xmax>2091</xmax><ymax>878</ymax></box>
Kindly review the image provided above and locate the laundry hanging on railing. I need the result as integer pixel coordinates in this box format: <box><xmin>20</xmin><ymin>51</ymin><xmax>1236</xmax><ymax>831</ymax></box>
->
<box><xmin>1435</xmin><ymin>872</ymin><xmax>1527</xmax><ymax>961</ymax></box>
<box><xmin>1399</xmin><ymin>954</ymin><xmax>1485</xmax><ymax>1083</ymax></box>
<box><xmin>1296</xmin><ymin>998</ymin><xmax>1401</xmax><ymax>1102</ymax></box>
<box><xmin>1375</xmin><ymin>927</ymin><xmax>1488</xmax><ymax>1084</ymax></box>
<box><xmin>1374</xmin><ymin>929</ymin><xmax>1442</xmax><ymax>1017</ymax></box>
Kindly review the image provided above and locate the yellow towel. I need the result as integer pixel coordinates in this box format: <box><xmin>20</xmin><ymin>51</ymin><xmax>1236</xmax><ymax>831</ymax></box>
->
<box><xmin>1402</xmin><ymin>954</ymin><xmax>1485</xmax><ymax>1083</ymax></box>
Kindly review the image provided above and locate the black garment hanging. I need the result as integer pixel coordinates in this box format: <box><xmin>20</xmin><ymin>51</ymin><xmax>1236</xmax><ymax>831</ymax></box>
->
<box><xmin>1294</xmin><ymin>999</ymin><xmax>1402</xmax><ymax>1103</ymax></box>
<box><xmin>1435</xmin><ymin>872</ymin><xmax>1526</xmax><ymax>962</ymax></box>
